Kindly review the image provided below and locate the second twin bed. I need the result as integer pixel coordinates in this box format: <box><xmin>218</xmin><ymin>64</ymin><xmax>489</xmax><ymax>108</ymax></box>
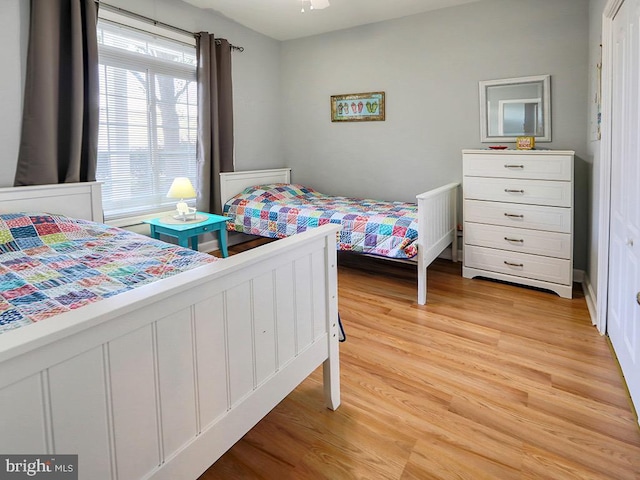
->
<box><xmin>220</xmin><ymin>168</ymin><xmax>459</xmax><ymax>305</ymax></box>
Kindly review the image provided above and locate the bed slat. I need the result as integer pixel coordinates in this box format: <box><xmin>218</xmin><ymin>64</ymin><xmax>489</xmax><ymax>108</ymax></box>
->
<box><xmin>109</xmin><ymin>325</ymin><xmax>160</xmax><ymax>480</ymax></box>
<box><xmin>294</xmin><ymin>256</ymin><xmax>314</xmax><ymax>352</ymax></box>
<box><xmin>275</xmin><ymin>264</ymin><xmax>296</xmax><ymax>368</ymax></box>
<box><xmin>226</xmin><ymin>283</ymin><xmax>255</xmax><ymax>407</ymax></box>
<box><xmin>194</xmin><ymin>294</ymin><xmax>228</xmax><ymax>430</ymax></box>
<box><xmin>48</xmin><ymin>347</ymin><xmax>112</xmax><ymax>477</ymax></box>
<box><xmin>0</xmin><ymin>374</ymin><xmax>47</xmax><ymax>453</ymax></box>
<box><xmin>253</xmin><ymin>271</ymin><xmax>278</xmax><ymax>386</ymax></box>
<box><xmin>157</xmin><ymin>308</ymin><xmax>198</xmax><ymax>457</ymax></box>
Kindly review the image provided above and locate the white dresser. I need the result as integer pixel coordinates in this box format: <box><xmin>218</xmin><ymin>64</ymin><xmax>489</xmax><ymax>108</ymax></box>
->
<box><xmin>462</xmin><ymin>149</ymin><xmax>575</xmax><ymax>298</ymax></box>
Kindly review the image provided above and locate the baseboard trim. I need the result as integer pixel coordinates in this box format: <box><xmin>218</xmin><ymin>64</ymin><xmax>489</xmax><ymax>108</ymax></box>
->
<box><xmin>199</xmin><ymin>238</ymin><xmax>219</xmax><ymax>253</ymax></box>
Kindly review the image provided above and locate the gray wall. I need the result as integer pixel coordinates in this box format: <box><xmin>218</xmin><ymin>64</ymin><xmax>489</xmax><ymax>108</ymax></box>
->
<box><xmin>0</xmin><ymin>0</ymin><xmax>28</xmax><ymax>185</ymax></box>
<box><xmin>281</xmin><ymin>0</ymin><xmax>590</xmax><ymax>270</ymax></box>
<box><xmin>0</xmin><ymin>0</ymin><xmax>283</xmax><ymax>187</ymax></box>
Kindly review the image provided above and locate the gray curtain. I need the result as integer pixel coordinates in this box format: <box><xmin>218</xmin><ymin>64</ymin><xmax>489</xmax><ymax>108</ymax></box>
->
<box><xmin>15</xmin><ymin>0</ymin><xmax>99</xmax><ymax>186</ymax></box>
<box><xmin>196</xmin><ymin>33</ymin><xmax>234</xmax><ymax>214</ymax></box>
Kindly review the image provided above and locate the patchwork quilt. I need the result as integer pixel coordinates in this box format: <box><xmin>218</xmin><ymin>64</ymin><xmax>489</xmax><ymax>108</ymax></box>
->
<box><xmin>0</xmin><ymin>213</ymin><xmax>217</xmax><ymax>334</ymax></box>
<box><xmin>224</xmin><ymin>184</ymin><xmax>419</xmax><ymax>259</ymax></box>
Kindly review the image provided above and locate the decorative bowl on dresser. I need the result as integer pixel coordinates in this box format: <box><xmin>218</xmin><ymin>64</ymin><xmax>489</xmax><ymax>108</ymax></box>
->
<box><xmin>462</xmin><ymin>149</ymin><xmax>575</xmax><ymax>298</ymax></box>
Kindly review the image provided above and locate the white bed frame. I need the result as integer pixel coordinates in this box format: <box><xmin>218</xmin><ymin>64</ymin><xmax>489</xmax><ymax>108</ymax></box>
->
<box><xmin>0</xmin><ymin>182</ymin><xmax>340</xmax><ymax>480</ymax></box>
<box><xmin>220</xmin><ymin>168</ymin><xmax>459</xmax><ymax>305</ymax></box>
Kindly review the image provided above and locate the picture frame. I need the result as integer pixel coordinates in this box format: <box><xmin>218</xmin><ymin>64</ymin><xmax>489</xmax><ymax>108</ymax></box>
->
<box><xmin>331</xmin><ymin>91</ymin><xmax>385</xmax><ymax>122</ymax></box>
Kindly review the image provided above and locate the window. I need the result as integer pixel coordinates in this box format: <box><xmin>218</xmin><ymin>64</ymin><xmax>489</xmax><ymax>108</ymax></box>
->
<box><xmin>97</xmin><ymin>19</ymin><xmax>197</xmax><ymax>220</ymax></box>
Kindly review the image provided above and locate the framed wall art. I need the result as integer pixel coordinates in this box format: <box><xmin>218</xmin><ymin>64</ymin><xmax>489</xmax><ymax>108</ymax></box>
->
<box><xmin>331</xmin><ymin>92</ymin><xmax>385</xmax><ymax>122</ymax></box>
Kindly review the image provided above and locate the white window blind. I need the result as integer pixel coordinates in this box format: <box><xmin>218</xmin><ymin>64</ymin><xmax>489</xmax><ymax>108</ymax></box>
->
<box><xmin>97</xmin><ymin>19</ymin><xmax>197</xmax><ymax>220</ymax></box>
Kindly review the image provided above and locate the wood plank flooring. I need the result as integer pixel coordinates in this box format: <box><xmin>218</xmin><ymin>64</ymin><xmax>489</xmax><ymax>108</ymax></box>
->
<box><xmin>202</xmin><ymin>243</ymin><xmax>640</xmax><ymax>479</ymax></box>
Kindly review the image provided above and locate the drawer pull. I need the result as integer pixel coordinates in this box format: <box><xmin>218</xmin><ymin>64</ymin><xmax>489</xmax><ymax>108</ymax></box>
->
<box><xmin>504</xmin><ymin>261</ymin><xmax>524</xmax><ymax>267</ymax></box>
<box><xmin>504</xmin><ymin>237</ymin><xmax>524</xmax><ymax>243</ymax></box>
<box><xmin>504</xmin><ymin>213</ymin><xmax>524</xmax><ymax>218</ymax></box>
<box><xmin>504</xmin><ymin>164</ymin><xmax>524</xmax><ymax>169</ymax></box>
<box><xmin>504</xmin><ymin>189</ymin><xmax>525</xmax><ymax>193</ymax></box>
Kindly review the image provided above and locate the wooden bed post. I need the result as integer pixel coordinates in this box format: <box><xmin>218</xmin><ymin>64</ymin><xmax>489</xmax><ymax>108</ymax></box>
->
<box><xmin>451</xmin><ymin>188</ymin><xmax>458</xmax><ymax>263</ymax></box>
<box><xmin>418</xmin><ymin>254</ymin><xmax>427</xmax><ymax>305</ymax></box>
<box><xmin>323</xmin><ymin>230</ymin><xmax>341</xmax><ymax>410</ymax></box>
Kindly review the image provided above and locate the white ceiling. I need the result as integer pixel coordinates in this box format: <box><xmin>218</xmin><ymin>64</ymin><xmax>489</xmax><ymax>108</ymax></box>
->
<box><xmin>181</xmin><ymin>0</ymin><xmax>483</xmax><ymax>41</ymax></box>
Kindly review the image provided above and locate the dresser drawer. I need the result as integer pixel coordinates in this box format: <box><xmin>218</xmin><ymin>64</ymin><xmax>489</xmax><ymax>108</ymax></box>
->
<box><xmin>464</xmin><ymin>177</ymin><xmax>572</xmax><ymax>207</ymax></box>
<box><xmin>464</xmin><ymin>222</ymin><xmax>571</xmax><ymax>259</ymax></box>
<box><xmin>463</xmin><ymin>153</ymin><xmax>572</xmax><ymax>180</ymax></box>
<box><xmin>464</xmin><ymin>200</ymin><xmax>571</xmax><ymax>233</ymax></box>
<box><xmin>465</xmin><ymin>245</ymin><xmax>571</xmax><ymax>285</ymax></box>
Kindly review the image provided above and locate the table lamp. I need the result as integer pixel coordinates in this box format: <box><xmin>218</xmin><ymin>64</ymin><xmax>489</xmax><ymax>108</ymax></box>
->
<box><xmin>167</xmin><ymin>177</ymin><xmax>197</xmax><ymax>221</ymax></box>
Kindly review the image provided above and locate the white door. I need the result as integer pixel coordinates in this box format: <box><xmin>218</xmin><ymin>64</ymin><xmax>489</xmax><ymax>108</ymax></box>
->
<box><xmin>608</xmin><ymin>0</ymin><xmax>640</xmax><ymax>411</ymax></box>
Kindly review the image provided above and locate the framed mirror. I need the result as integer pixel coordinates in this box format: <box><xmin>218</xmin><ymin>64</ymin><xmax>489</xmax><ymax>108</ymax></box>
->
<box><xmin>479</xmin><ymin>74</ymin><xmax>551</xmax><ymax>142</ymax></box>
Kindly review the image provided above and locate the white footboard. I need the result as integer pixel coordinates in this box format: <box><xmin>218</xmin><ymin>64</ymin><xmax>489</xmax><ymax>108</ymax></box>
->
<box><xmin>416</xmin><ymin>182</ymin><xmax>459</xmax><ymax>305</ymax></box>
<box><xmin>0</xmin><ymin>224</ymin><xmax>340</xmax><ymax>480</ymax></box>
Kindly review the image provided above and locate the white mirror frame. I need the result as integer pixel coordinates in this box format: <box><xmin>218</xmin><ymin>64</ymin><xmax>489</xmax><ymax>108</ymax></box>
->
<box><xmin>479</xmin><ymin>74</ymin><xmax>551</xmax><ymax>143</ymax></box>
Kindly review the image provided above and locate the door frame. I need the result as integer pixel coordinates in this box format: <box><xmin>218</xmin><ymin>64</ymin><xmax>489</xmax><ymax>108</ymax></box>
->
<box><xmin>596</xmin><ymin>0</ymin><xmax>625</xmax><ymax>335</ymax></box>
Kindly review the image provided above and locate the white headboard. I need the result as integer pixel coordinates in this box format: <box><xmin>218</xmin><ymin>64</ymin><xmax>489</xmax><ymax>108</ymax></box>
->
<box><xmin>219</xmin><ymin>168</ymin><xmax>291</xmax><ymax>206</ymax></box>
<box><xmin>0</xmin><ymin>182</ymin><xmax>104</xmax><ymax>222</ymax></box>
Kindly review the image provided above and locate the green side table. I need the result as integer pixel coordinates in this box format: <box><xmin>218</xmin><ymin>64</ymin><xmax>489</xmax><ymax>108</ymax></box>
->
<box><xmin>144</xmin><ymin>212</ymin><xmax>232</xmax><ymax>257</ymax></box>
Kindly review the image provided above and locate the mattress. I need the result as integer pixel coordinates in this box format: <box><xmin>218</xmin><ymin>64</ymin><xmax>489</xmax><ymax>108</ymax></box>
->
<box><xmin>0</xmin><ymin>213</ymin><xmax>216</xmax><ymax>334</ymax></box>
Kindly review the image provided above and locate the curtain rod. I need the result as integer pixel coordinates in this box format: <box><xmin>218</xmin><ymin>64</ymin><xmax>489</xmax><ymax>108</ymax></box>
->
<box><xmin>98</xmin><ymin>2</ymin><xmax>245</xmax><ymax>52</ymax></box>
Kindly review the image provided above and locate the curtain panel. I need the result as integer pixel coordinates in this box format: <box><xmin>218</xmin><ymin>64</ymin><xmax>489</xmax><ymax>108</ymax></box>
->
<box><xmin>196</xmin><ymin>33</ymin><xmax>234</xmax><ymax>214</ymax></box>
<box><xmin>15</xmin><ymin>0</ymin><xmax>99</xmax><ymax>186</ymax></box>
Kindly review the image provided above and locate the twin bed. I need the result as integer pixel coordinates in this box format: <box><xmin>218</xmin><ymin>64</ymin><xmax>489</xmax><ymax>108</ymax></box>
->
<box><xmin>0</xmin><ymin>171</ymin><xmax>457</xmax><ymax>480</ymax></box>
<box><xmin>220</xmin><ymin>168</ymin><xmax>459</xmax><ymax>305</ymax></box>
<box><xmin>0</xmin><ymin>181</ymin><xmax>340</xmax><ymax>480</ymax></box>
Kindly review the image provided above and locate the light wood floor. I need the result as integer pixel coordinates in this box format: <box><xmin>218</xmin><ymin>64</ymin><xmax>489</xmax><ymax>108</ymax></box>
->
<box><xmin>202</xmin><ymin>243</ymin><xmax>640</xmax><ymax>479</ymax></box>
